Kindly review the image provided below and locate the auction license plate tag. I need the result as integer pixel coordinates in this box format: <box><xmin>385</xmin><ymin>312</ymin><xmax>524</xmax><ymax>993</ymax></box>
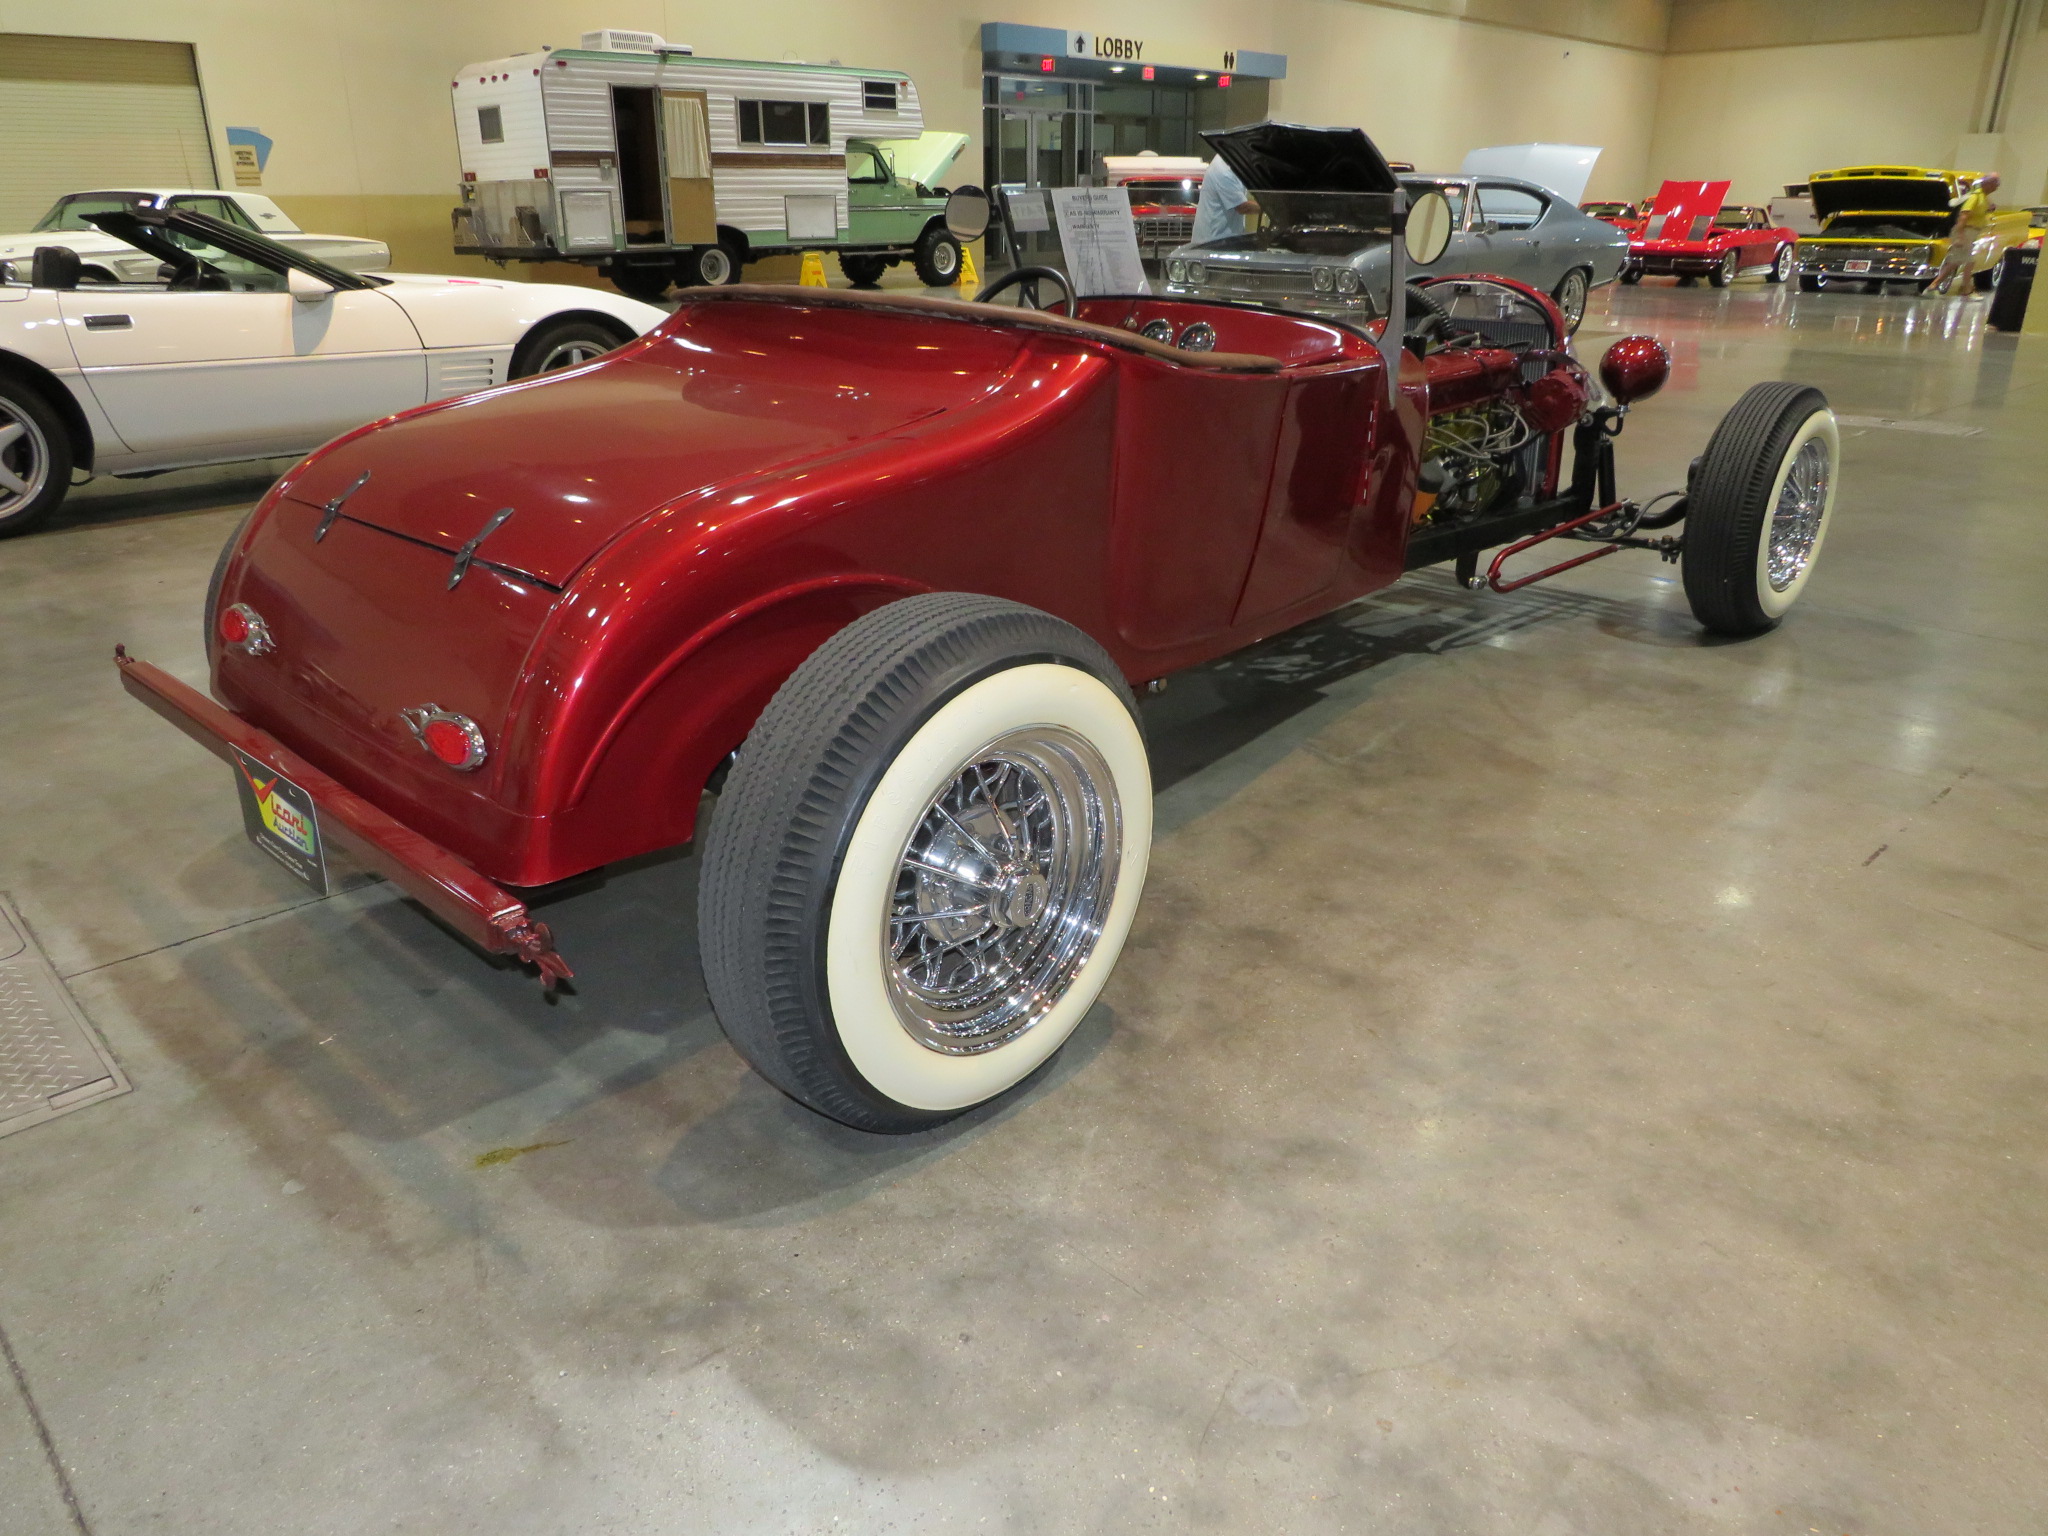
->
<box><xmin>1844</xmin><ymin>260</ymin><xmax>1872</xmax><ymax>272</ymax></box>
<box><xmin>231</xmin><ymin>749</ymin><xmax>329</xmax><ymax>895</ymax></box>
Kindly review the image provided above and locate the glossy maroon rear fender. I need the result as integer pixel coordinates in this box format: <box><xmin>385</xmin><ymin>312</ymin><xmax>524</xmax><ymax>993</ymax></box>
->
<box><xmin>205</xmin><ymin>295</ymin><xmax>1482</xmax><ymax>888</ymax></box>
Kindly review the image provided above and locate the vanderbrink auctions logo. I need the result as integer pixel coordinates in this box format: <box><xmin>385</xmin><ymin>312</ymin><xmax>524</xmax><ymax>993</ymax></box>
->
<box><xmin>239</xmin><ymin>761</ymin><xmax>316</xmax><ymax>857</ymax></box>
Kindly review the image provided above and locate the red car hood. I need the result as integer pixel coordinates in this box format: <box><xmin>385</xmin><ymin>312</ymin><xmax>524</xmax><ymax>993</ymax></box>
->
<box><xmin>279</xmin><ymin>313</ymin><xmax>1018</xmax><ymax>588</ymax></box>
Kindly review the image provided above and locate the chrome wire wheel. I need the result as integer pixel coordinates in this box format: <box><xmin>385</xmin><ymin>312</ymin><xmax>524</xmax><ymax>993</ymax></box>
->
<box><xmin>884</xmin><ymin>726</ymin><xmax>1121</xmax><ymax>1055</ymax></box>
<box><xmin>1765</xmin><ymin>435</ymin><xmax>1831</xmax><ymax>592</ymax></box>
<box><xmin>0</xmin><ymin>398</ymin><xmax>51</xmax><ymax>518</ymax></box>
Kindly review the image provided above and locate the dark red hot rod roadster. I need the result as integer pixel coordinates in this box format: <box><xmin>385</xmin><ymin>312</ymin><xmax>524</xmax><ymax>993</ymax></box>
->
<box><xmin>118</xmin><ymin>125</ymin><xmax>1841</xmax><ymax>1132</ymax></box>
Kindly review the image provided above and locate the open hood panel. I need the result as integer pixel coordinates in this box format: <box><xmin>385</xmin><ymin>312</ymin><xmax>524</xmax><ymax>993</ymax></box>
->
<box><xmin>864</xmin><ymin>130</ymin><xmax>967</xmax><ymax>190</ymax></box>
<box><xmin>1811</xmin><ymin>171</ymin><xmax>1956</xmax><ymax>218</ymax></box>
<box><xmin>1201</xmin><ymin>121</ymin><xmax>1398</xmax><ymax>197</ymax></box>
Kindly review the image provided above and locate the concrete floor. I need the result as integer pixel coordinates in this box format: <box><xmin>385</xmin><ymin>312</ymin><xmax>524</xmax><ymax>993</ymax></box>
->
<box><xmin>2</xmin><ymin>278</ymin><xmax>2045</xmax><ymax>1535</ymax></box>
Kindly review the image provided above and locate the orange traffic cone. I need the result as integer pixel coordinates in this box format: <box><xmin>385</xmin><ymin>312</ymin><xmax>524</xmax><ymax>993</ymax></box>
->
<box><xmin>798</xmin><ymin>250</ymin><xmax>828</xmax><ymax>287</ymax></box>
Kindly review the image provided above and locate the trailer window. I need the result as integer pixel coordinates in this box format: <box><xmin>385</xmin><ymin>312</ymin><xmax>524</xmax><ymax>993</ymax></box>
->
<box><xmin>477</xmin><ymin>105</ymin><xmax>503</xmax><ymax>144</ymax></box>
<box><xmin>738</xmin><ymin>99</ymin><xmax>829</xmax><ymax>147</ymax></box>
<box><xmin>862</xmin><ymin>80</ymin><xmax>898</xmax><ymax>111</ymax></box>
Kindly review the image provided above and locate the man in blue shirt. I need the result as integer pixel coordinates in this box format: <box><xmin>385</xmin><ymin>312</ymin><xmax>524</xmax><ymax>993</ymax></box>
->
<box><xmin>1192</xmin><ymin>157</ymin><xmax>1256</xmax><ymax>245</ymax></box>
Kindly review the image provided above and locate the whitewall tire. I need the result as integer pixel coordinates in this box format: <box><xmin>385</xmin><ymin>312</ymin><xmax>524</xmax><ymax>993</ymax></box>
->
<box><xmin>1681</xmin><ymin>383</ymin><xmax>1839</xmax><ymax>636</ymax></box>
<box><xmin>700</xmin><ymin>594</ymin><xmax>1152</xmax><ymax>1132</ymax></box>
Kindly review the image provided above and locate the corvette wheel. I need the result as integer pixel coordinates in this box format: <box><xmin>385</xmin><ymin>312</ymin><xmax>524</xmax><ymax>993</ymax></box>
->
<box><xmin>1618</xmin><ymin>266</ymin><xmax>1642</xmax><ymax>286</ymax></box>
<box><xmin>700</xmin><ymin>593</ymin><xmax>1152</xmax><ymax>1132</ymax></box>
<box><xmin>0</xmin><ymin>377</ymin><xmax>72</xmax><ymax>539</ymax></box>
<box><xmin>1708</xmin><ymin>250</ymin><xmax>1739</xmax><ymax>288</ymax></box>
<box><xmin>1551</xmin><ymin>268</ymin><xmax>1590</xmax><ymax>331</ymax></box>
<box><xmin>510</xmin><ymin>317</ymin><xmax>629</xmax><ymax>378</ymax></box>
<box><xmin>1767</xmin><ymin>244</ymin><xmax>1794</xmax><ymax>283</ymax></box>
<box><xmin>1681</xmin><ymin>382</ymin><xmax>1839</xmax><ymax>637</ymax></box>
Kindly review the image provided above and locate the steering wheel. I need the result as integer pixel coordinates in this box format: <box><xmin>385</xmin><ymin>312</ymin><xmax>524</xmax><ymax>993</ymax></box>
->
<box><xmin>974</xmin><ymin>264</ymin><xmax>1076</xmax><ymax>317</ymax></box>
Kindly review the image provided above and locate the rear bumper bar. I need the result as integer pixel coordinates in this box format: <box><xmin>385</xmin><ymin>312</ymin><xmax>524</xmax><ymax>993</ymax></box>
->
<box><xmin>114</xmin><ymin>648</ymin><xmax>571</xmax><ymax>987</ymax></box>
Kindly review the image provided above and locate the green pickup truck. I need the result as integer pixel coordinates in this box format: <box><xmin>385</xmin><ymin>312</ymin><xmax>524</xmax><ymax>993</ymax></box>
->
<box><xmin>841</xmin><ymin>131</ymin><xmax>970</xmax><ymax>286</ymax></box>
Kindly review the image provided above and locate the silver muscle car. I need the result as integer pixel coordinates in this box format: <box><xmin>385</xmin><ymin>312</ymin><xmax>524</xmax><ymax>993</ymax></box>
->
<box><xmin>1163</xmin><ymin>124</ymin><xmax>1628</xmax><ymax>332</ymax></box>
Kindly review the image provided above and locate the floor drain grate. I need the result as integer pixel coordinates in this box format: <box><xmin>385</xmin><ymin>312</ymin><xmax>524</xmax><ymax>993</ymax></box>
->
<box><xmin>0</xmin><ymin>896</ymin><xmax>129</xmax><ymax>1139</ymax></box>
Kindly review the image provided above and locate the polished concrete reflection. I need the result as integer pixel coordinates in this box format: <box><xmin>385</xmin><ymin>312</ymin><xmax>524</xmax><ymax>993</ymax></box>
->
<box><xmin>2</xmin><ymin>279</ymin><xmax>2045</xmax><ymax>1534</ymax></box>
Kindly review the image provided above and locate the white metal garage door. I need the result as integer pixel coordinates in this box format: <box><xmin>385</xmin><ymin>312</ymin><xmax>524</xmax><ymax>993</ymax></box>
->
<box><xmin>0</xmin><ymin>34</ymin><xmax>217</xmax><ymax>230</ymax></box>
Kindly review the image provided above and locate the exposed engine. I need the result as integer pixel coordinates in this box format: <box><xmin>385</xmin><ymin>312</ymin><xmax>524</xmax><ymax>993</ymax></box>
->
<box><xmin>1416</xmin><ymin>398</ymin><xmax>1539</xmax><ymax>522</ymax></box>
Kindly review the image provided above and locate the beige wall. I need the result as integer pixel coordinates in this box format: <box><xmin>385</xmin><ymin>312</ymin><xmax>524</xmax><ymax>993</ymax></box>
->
<box><xmin>1648</xmin><ymin>0</ymin><xmax>2048</xmax><ymax>207</ymax></box>
<box><xmin>2</xmin><ymin>0</ymin><xmax>2037</xmax><ymax>280</ymax></box>
<box><xmin>0</xmin><ymin>0</ymin><xmax>1668</xmax><ymax>272</ymax></box>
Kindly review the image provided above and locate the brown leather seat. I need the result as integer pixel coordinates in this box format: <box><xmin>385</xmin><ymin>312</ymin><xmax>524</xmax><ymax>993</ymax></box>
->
<box><xmin>677</xmin><ymin>284</ymin><xmax>1285</xmax><ymax>373</ymax></box>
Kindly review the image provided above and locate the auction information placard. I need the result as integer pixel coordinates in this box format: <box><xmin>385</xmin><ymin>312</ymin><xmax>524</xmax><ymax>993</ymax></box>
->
<box><xmin>1049</xmin><ymin>186</ymin><xmax>1150</xmax><ymax>296</ymax></box>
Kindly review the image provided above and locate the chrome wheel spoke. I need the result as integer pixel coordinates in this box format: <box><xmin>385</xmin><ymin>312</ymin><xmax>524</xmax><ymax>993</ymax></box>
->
<box><xmin>1765</xmin><ymin>435</ymin><xmax>1831</xmax><ymax>591</ymax></box>
<box><xmin>883</xmin><ymin>727</ymin><xmax>1120</xmax><ymax>1055</ymax></box>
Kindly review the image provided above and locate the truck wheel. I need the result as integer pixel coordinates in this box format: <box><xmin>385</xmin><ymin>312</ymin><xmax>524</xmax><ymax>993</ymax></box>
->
<box><xmin>699</xmin><ymin>593</ymin><xmax>1152</xmax><ymax>1133</ymax></box>
<box><xmin>840</xmin><ymin>253</ymin><xmax>891</xmax><ymax>287</ymax></box>
<box><xmin>912</xmin><ymin>228</ymin><xmax>963</xmax><ymax>287</ymax></box>
<box><xmin>1618</xmin><ymin>266</ymin><xmax>1642</xmax><ymax>285</ymax></box>
<box><xmin>1681</xmin><ymin>382</ymin><xmax>1838</xmax><ymax>637</ymax></box>
<box><xmin>0</xmin><ymin>376</ymin><xmax>72</xmax><ymax>540</ymax></box>
<box><xmin>1708</xmin><ymin>250</ymin><xmax>1739</xmax><ymax>288</ymax></box>
<box><xmin>605</xmin><ymin>260</ymin><xmax>672</xmax><ymax>303</ymax></box>
<box><xmin>680</xmin><ymin>242</ymin><xmax>740</xmax><ymax>287</ymax></box>
<box><xmin>1798</xmin><ymin>273</ymin><xmax>1823</xmax><ymax>292</ymax></box>
<box><xmin>1766</xmin><ymin>244</ymin><xmax>1793</xmax><ymax>283</ymax></box>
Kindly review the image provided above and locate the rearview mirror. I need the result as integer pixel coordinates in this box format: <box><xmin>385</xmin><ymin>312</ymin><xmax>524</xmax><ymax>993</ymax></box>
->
<box><xmin>944</xmin><ymin>186</ymin><xmax>991</xmax><ymax>243</ymax></box>
<box><xmin>287</xmin><ymin>267</ymin><xmax>334</xmax><ymax>304</ymax></box>
<box><xmin>1406</xmin><ymin>190</ymin><xmax>1454</xmax><ymax>266</ymax></box>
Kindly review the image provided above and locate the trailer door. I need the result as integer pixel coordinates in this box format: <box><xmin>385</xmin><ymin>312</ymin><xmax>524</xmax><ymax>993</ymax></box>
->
<box><xmin>662</xmin><ymin>90</ymin><xmax>715</xmax><ymax>245</ymax></box>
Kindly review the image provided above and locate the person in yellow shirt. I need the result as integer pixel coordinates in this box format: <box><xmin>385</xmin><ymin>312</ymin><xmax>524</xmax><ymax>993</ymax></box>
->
<box><xmin>1935</xmin><ymin>172</ymin><xmax>1999</xmax><ymax>295</ymax></box>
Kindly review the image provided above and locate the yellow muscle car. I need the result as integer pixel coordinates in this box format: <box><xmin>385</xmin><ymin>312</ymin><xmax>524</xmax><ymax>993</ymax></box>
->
<box><xmin>1795</xmin><ymin>165</ymin><xmax>2030</xmax><ymax>293</ymax></box>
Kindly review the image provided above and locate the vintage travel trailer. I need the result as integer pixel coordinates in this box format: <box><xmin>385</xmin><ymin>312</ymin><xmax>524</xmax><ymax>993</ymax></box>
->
<box><xmin>450</xmin><ymin>30</ymin><xmax>966</xmax><ymax>297</ymax></box>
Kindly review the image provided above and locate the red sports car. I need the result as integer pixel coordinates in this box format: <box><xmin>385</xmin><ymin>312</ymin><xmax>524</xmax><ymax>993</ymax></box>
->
<box><xmin>1579</xmin><ymin>199</ymin><xmax>1644</xmax><ymax>231</ymax></box>
<box><xmin>1621</xmin><ymin>180</ymin><xmax>1798</xmax><ymax>286</ymax></box>
<box><xmin>119</xmin><ymin>129</ymin><xmax>1841</xmax><ymax>1132</ymax></box>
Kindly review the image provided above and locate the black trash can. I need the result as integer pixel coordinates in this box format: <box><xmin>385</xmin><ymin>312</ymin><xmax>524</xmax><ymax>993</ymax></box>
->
<box><xmin>1988</xmin><ymin>245</ymin><xmax>2037</xmax><ymax>333</ymax></box>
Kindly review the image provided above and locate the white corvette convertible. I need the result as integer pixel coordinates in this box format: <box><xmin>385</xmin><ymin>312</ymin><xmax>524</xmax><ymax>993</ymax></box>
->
<box><xmin>0</xmin><ymin>206</ymin><xmax>667</xmax><ymax>536</ymax></box>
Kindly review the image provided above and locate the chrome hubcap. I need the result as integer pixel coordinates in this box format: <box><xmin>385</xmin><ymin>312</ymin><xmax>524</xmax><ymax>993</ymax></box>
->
<box><xmin>700</xmin><ymin>248</ymin><xmax>732</xmax><ymax>284</ymax></box>
<box><xmin>884</xmin><ymin>727</ymin><xmax>1121</xmax><ymax>1055</ymax></box>
<box><xmin>1767</xmin><ymin>436</ymin><xmax>1831</xmax><ymax>591</ymax></box>
<box><xmin>0</xmin><ymin>401</ymin><xmax>50</xmax><ymax>517</ymax></box>
<box><xmin>1558</xmin><ymin>272</ymin><xmax>1586</xmax><ymax>324</ymax></box>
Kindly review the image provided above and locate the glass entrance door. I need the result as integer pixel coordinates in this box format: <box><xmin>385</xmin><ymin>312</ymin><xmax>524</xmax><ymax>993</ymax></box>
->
<box><xmin>985</xmin><ymin>76</ymin><xmax>1095</xmax><ymax>270</ymax></box>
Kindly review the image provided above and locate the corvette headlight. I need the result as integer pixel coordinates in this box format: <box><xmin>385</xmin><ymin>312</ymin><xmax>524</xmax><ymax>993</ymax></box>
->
<box><xmin>1337</xmin><ymin>268</ymin><xmax>1361</xmax><ymax>295</ymax></box>
<box><xmin>1186</xmin><ymin>261</ymin><xmax>1205</xmax><ymax>286</ymax></box>
<box><xmin>1167</xmin><ymin>259</ymin><xmax>1187</xmax><ymax>284</ymax></box>
<box><xmin>1312</xmin><ymin>266</ymin><xmax>1336</xmax><ymax>292</ymax></box>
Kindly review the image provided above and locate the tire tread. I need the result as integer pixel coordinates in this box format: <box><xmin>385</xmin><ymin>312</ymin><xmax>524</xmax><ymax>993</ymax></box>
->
<box><xmin>1680</xmin><ymin>381</ymin><xmax>1828</xmax><ymax>636</ymax></box>
<box><xmin>698</xmin><ymin>593</ymin><xmax>1129</xmax><ymax>1132</ymax></box>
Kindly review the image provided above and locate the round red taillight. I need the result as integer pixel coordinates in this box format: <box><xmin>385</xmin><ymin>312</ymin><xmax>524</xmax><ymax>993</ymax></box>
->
<box><xmin>401</xmin><ymin>706</ymin><xmax>487</xmax><ymax>771</ymax></box>
<box><xmin>217</xmin><ymin>603</ymin><xmax>273</xmax><ymax>655</ymax></box>
<box><xmin>422</xmin><ymin>718</ymin><xmax>476</xmax><ymax>766</ymax></box>
<box><xmin>1599</xmin><ymin>336</ymin><xmax>1672</xmax><ymax>406</ymax></box>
